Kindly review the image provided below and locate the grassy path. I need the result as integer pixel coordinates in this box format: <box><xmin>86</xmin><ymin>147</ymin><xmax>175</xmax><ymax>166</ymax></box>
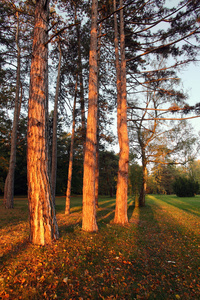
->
<box><xmin>0</xmin><ymin>195</ymin><xmax>200</xmax><ymax>299</ymax></box>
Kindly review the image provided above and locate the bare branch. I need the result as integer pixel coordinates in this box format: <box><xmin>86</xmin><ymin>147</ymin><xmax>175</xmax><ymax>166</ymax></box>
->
<box><xmin>140</xmin><ymin>59</ymin><xmax>200</xmax><ymax>74</ymax></box>
<box><xmin>128</xmin><ymin>105</ymin><xmax>193</xmax><ymax>112</ymax></box>
<box><xmin>127</xmin><ymin>28</ymin><xmax>200</xmax><ymax>63</ymax></box>
<box><xmin>128</xmin><ymin>115</ymin><xmax>200</xmax><ymax>121</ymax></box>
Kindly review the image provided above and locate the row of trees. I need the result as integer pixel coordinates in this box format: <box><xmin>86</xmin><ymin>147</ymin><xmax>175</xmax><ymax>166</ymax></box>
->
<box><xmin>1</xmin><ymin>118</ymin><xmax>200</xmax><ymax>198</ymax></box>
<box><xmin>0</xmin><ymin>114</ymin><xmax>118</xmax><ymax>196</ymax></box>
<box><xmin>1</xmin><ymin>0</ymin><xmax>200</xmax><ymax>244</ymax></box>
<box><xmin>1</xmin><ymin>111</ymin><xmax>199</xmax><ymax>197</ymax></box>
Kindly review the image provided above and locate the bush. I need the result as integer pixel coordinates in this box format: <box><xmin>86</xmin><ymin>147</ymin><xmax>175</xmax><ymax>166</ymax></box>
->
<box><xmin>173</xmin><ymin>176</ymin><xmax>199</xmax><ymax>197</ymax></box>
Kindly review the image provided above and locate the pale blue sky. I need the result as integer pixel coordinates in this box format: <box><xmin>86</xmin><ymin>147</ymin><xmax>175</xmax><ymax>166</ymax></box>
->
<box><xmin>179</xmin><ymin>61</ymin><xmax>200</xmax><ymax>133</ymax></box>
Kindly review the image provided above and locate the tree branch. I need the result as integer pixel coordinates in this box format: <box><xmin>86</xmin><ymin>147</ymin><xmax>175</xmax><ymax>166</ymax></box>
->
<box><xmin>126</xmin><ymin>28</ymin><xmax>199</xmax><ymax>63</ymax></box>
<box><xmin>128</xmin><ymin>105</ymin><xmax>193</xmax><ymax>112</ymax></box>
<box><xmin>97</xmin><ymin>0</ymin><xmax>136</xmax><ymax>24</ymax></box>
<box><xmin>44</xmin><ymin>22</ymin><xmax>80</xmax><ymax>45</ymax></box>
<box><xmin>128</xmin><ymin>115</ymin><xmax>200</xmax><ymax>121</ymax></box>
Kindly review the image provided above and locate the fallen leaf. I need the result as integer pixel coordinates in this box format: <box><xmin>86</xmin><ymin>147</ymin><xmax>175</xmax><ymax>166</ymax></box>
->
<box><xmin>63</xmin><ymin>277</ymin><xmax>68</xmax><ymax>283</ymax></box>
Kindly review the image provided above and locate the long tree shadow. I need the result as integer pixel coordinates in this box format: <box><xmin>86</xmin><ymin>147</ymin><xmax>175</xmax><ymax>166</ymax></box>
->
<box><xmin>127</xmin><ymin>196</ymin><xmax>136</xmax><ymax>219</ymax></box>
<box><xmin>148</xmin><ymin>195</ymin><xmax>200</xmax><ymax>241</ymax></box>
<box><xmin>58</xmin><ymin>196</ymin><xmax>134</xmax><ymax>232</ymax></box>
<box><xmin>0</xmin><ymin>199</ymin><xmax>30</xmax><ymax>267</ymax></box>
<box><xmin>58</xmin><ymin>208</ymin><xmax>116</xmax><ymax>235</ymax></box>
<box><xmin>96</xmin><ymin>197</ymin><xmax>115</xmax><ymax>228</ymax></box>
<box><xmin>0</xmin><ymin>198</ymin><xmax>29</xmax><ymax>230</ymax></box>
<box><xmin>55</xmin><ymin>196</ymin><xmax>83</xmax><ymax>213</ymax></box>
<box><xmin>0</xmin><ymin>238</ymin><xmax>30</xmax><ymax>267</ymax></box>
<box><xmin>130</xmin><ymin>198</ymin><xmax>200</xmax><ymax>298</ymax></box>
<box><xmin>149</xmin><ymin>194</ymin><xmax>200</xmax><ymax>218</ymax></box>
<box><xmin>97</xmin><ymin>208</ymin><xmax>115</xmax><ymax>229</ymax></box>
<box><xmin>128</xmin><ymin>203</ymin><xmax>172</xmax><ymax>298</ymax></box>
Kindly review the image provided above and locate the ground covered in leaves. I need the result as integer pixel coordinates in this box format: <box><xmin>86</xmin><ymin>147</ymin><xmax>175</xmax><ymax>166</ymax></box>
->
<box><xmin>0</xmin><ymin>194</ymin><xmax>200</xmax><ymax>299</ymax></box>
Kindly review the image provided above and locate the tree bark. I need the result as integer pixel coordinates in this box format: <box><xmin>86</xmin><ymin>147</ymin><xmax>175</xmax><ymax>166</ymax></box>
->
<box><xmin>51</xmin><ymin>41</ymin><xmax>62</xmax><ymax>206</ymax></box>
<box><xmin>95</xmin><ymin>112</ymin><xmax>99</xmax><ymax>208</ymax></box>
<box><xmin>95</xmin><ymin>21</ymin><xmax>102</xmax><ymax>209</ymax></box>
<box><xmin>114</xmin><ymin>0</ymin><xmax>129</xmax><ymax>225</ymax></box>
<box><xmin>27</xmin><ymin>0</ymin><xmax>59</xmax><ymax>245</ymax></box>
<box><xmin>65</xmin><ymin>73</ymin><xmax>78</xmax><ymax>215</ymax></box>
<box><xmin>76</xmin><ymin>23</ymin><xmax>86</xmax><ymax>138</ymax></box>
<box><xmin>82</xmin><ymin>0</ymin><xmax>98</xmax><ymax>232</ymax></box>
<box><xmin>4</xmin><ymin>11</ymin><xmax>21</xmax><ymax>209</ymax></box>
<box><xmin>113</xmin><ymin>0</ymin><xmax>121</xmax><ymax>143</ymax></box>
<box><xmin>139</xmin><ymin>151</ymin><xmax>147</xmax><ymax>207</ymax></box>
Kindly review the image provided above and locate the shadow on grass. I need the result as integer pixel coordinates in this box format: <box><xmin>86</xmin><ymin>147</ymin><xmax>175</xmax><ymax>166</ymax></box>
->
<box><xmin>127</xmin><ymin>197</ymin><xmax>136</xmax><ymax>220</ymax></box>
<box><xmin>1</xmin><ymin>195</ymin><xmax>200</xmax><ymax>299</ymax></box>
<box><xmin>59</xmin><ymin>222</ymin><xmax>82</xmax><ymax>236</ymax></box>
<box><xmin>150</xmin><ymin>194</ymin><xmax>200</xmax><ymax>218</ymax></box>
<box><xmin>0</xmin><ymin>238</ymin><xmax>30</xmax><ymax>272</ymax></box>
<box><xmin>0</xmin><ymin>199</ymin><xmax>29</xmax><ymax>230</ymax></box>
<box><xmin>96</xmin><ymin>197</ymin><xmax>135</xmax><ymax>229</ymax></box>
<box><xmin>58</xmin><ymin>199</ymin><xmax>116</xmax><ymax>234</ymax></box>
<box><xmin>128</xmin><ymin>203</ymin><xmax>174</xmax><ymax>298</ymax></box>
<box><xmin>55</xmin><ymin>196</ymin><xmax>83</xmax><ymax>214</ymax></box>
<box><xmin>97</xmin><ymin>209</ymin><xmax>115</xmax><ymax>229</ymax></box>
<box><xmin>131</xmin><ymin>199</ymin><xmax>200</xmax><ymax>298</ymax></box>
<box><xmin>57</xmin><ymin>196</ymin><xmax>134</xmax><ymax>233</ymax></box>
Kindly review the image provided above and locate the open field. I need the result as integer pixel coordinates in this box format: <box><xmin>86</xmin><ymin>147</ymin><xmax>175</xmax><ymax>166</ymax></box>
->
<box><xmin>0</xmin><ymin>195</ymin><xmax>200</xmax><ymax>299</ymax></box>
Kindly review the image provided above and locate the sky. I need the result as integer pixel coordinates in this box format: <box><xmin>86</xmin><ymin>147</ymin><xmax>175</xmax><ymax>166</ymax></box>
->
<box><xmin>110</xmin><ymin>60</ymin><xmax>200</xmax><ymax>156</ymax></box>
<box><xmin>179</xmin><ymin>61</ymin><xmax>200</xmax><ymax>133</ymax></box>
<box><xmin>53</xmin><ymin>0</ymin><xmax>200</xmax><ymax>155</ymax></box>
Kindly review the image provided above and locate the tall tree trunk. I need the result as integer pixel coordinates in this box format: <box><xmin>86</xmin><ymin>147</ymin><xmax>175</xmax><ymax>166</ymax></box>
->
<box><xmin>76</xmin><ymin>24</ymin><xmax>85</xmax><ymax>138</ymax></box>
<box><xmin>95</xmin><ymin>109</ymin><xmax>99</xmax><ymax>208</ymax></box>
<box><xmin>27</xmin><ymin>0</ymin><xmax>59</xmax><ymax>245</ymax></box>
<box><xmin>95</xmin><ymin>21</ymin><xmax>102</xmax><ymax>209</ymax></box>
<box><xmin>139</xmin><ymin>151</ymin><xmax>147</xmax><ymax>207</ymax></box>
<box><xmin>82</xmin><ymin>0</ymin><xmax>98</xmax><ymax>232</ymax></box>
<box><xmin>114</xmin><ymin>0</ymin><xmax>129</xmax><ymax>225</ymax></box>
<box><xmin>113</xmin><ymin>0</ymin><xmax>122</xmax><ymax>144</ymax></box>
<box><xmin>4</xmin><ymin>11</ymin><xmax>21</xmax><ymax>209</ymax></box>
<box><xmin>51</xmin><ymin>41</ymin><xmax>62</xmax><ymax>206</ymax></box>
<box><xmin>65</xmin><ymin>73</ymin><xmax>78</xmax><ymax>215</ymax></box>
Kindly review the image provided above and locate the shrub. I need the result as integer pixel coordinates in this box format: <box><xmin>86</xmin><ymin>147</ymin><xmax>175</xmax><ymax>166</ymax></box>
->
<box><xmin>173</xmin><ymin>176</ymin><xmax>199</xmax><ymax>197</ymax></box>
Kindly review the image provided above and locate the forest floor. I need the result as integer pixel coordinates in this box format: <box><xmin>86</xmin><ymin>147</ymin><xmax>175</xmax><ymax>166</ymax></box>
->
<box><xmin>0</xmin><ymin>194</ymin><xmax>200</xmax><ymax>299</ymax></box>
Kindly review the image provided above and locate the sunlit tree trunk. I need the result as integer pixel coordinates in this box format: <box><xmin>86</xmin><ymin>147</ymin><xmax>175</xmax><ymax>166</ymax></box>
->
<box><xmin>114</xmin><ymin>0</ymin><xmax>129</xmax><ymax>225</ymax></box>
<box><xmin>51</xmin><ymin>40</ymin><xmax>62</xmax><ymax>206</ymax></box>
<box><xmin>95</xmin><ymin>21</ymin><xmax>102</xmax><ymax>209</ymax></box>
<box><xmin>27</xmin><ymin>0</ymin><xmax>59</xmax><ymax>245</ymax></box>
<box><xmin>4</xmin><ymin>11</ymin><xmax>21</xmax><ymax>209</ymax></box>
<box><xmin>82</xmin><ymin>0</ymin><xmax>98</xmax><ymax>232</ymax></box>
<box><xmin>65</xmin><ymin>73</ymin><xmax>78</xmax><ymax>215</ymax></box>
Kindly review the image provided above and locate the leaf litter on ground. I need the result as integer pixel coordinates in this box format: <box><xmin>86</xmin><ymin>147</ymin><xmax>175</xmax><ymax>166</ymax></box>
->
<box><xmin>0</xmin><ymin>195</ymin><xmax>200</xmax><ymax>299</ymax></box>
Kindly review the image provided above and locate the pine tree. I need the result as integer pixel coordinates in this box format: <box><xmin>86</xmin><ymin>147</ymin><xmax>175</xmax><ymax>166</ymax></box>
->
<box><xmin>82</xmin><ymin>0</ymin><xmax>98</xmax><ymax>232</ymax></box>
<box><xmin>113</xmin><ymin>0</ymin><xmax>129</xmax><ymax>225</ymax></box>
<box><xmin>27</xmin><ymin>0</ymin><xmax>59</xmax><ymax>245</ymax></box>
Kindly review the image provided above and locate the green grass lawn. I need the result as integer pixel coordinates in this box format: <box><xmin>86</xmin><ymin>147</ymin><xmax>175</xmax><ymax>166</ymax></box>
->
<box><xmin>0</xmin><ymin>194</ymin><xmax>200</xmax><ymax>299</ymax></box>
